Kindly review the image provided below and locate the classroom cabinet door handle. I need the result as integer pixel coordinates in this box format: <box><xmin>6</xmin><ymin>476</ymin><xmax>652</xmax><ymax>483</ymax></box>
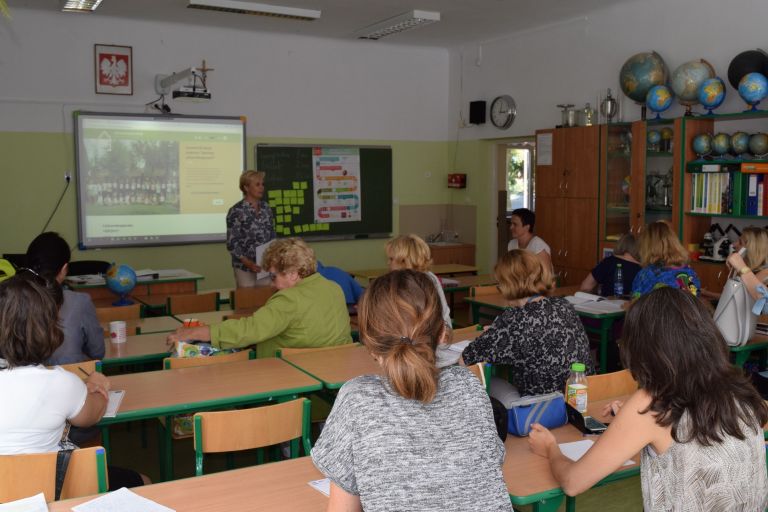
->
<box><xmin>563</xmin><ymin>250</ymin><xmax>568</xmax><ymax>257</ymax></box>
<box><xmin>557</xmin><ymin>249</ymin><xmax>562</xmax><ymax>257</ymax></box>
<box><xmin>717</xmin><ymin>271</ymin><xmax>723</xmax><ymax>280</ymax></box>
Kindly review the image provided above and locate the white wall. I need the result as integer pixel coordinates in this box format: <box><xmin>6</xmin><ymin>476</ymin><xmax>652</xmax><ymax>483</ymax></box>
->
<box><xmin>0</xmin><ymin>7</ymin><xmax>451</xmax><ymax>141</ymax></box>
<box><xmin>453</xmin><ymin>0</ymin><xmax>768</xmax><ymax>139</ymax></box>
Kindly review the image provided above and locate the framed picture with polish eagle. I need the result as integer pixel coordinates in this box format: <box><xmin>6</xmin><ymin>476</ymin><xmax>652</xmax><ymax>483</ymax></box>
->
<box><xmin>95</xmin><ymin>44</ymin><xmax>133</xmax><ymax>95</ymax></box>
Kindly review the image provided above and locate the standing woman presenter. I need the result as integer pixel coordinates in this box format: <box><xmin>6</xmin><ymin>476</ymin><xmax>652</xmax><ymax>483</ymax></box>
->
<box><xmin>227</xmin><ymin>170</ymin><xmax>276</xmax><ymax>288</ymax></box>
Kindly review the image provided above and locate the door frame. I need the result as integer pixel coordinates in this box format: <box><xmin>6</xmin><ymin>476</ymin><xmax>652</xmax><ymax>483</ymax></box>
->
<box><xmin>493</xmin><ymin>137</ymin><xmax>536</xmax><ymax>262</ymax></box>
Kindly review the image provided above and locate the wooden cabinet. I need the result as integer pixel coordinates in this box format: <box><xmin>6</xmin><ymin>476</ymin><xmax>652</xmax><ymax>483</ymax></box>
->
<box><xmin>429</xmin><ymin>244</ymin><xmax>475</xmax><ymax>265</ymax></box>
<box><xmin>535</xmin><ymin>126</ymin><xmax>599</xmax><ymax>284</ymax></box>
<box><xmin>691</xmin><ymin>260</ymin><xmax>728</xmax><ymax>294</ymax></box>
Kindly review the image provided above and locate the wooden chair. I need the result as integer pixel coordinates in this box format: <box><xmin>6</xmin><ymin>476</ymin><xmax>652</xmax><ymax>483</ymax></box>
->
<box><xmin>451</xmin><ymin>324</ymin><xmax>482</xmax><ymax>343</ymax></box>
<box><xmin>166</xmin><ymin>291</ymin><xmax>220</xmax><ymax>316</ymax></box>
<box><xmin>96</xmin><ymin>303</ymin><xmax>142</xmax><ymax>323</ymax></box>
<box><xmin>466</xmin><ymin>362</ymin><xmax>490</xmax><ymax>392</ymax></box>
<box><xmin>193</xmin><ymin>398</ymin><xmax>312</xmax><ymax>476</ymax></box>
<box><xmin>158</xmin><ymin>349</ymin><xmax>255</xmax><ymax>480</ymax></box>
<box><xmin>0</xmin><ymin>446</ymin><xmax>108</xmax><ymax>502</ymax></box>
<box><xmin>231</xmin><ymin>287</ymin><xmax>274</xmax><ymax>310</ymax></box>
<box><xmin>55</xmin><ymin>360</ymin><xmax>103</xmax><ymax>381</ymax></box>
<box><xmin>586</xmin><ymin>369</ymin><xmax>638</xmax><ymax>402</ymax></box>
<box><xmin>470</xmin><ymin>284</ymin><xmax>500</xmax><ymax>297</ymax></box>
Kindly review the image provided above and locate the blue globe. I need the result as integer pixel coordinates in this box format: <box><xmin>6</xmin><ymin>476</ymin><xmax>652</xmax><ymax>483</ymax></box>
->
<box><xmin>698</xmin><ymin>77</ymin><xmax>726</xmax><ymax>114</ymax></box>
<box><xmin>647</xmin><ymin>130</ymin><xmax>662</xmax><ymax>146</ymax></box>
<box><xmin>749</xmin><ymin>133</ymin><xmax>768</xmax><ymax>157</ymax></box>
<box><xmin>711</xmin><ymin>133</ymin><xmax>731</xmax><ymax>156</ymax></box>
<box><xmin>731</xmin><ymin>131</ymin><xmax>750</xmax><ymax>155</ymax></box>
<box><xmin>106</xmin><ymin>264</ymin><xmax>136</xmax><ymax>306</ymax></box>
<box><xmin>738</xmin><ymin>72</ymin><xmax>768</xmax><ymax>110</ymax></box>
<box><xmin>692</xmin><ymin>133</ymin><xmax>712</xmax><ymax>157</ymax></box>
<box><xmin>646</xmin><ymin>85</ymin><xmax>673</xmax><ymax>118</ymax></box>
<box><xmin>619</xmin><ymin>51</ymin><xmax>669</xmax><ymax>104</ymax></box>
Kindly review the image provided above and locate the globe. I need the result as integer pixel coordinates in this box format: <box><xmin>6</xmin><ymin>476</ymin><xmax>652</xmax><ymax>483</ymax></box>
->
<box><xmin>728</xmin><ymin>49</ymin><xmax>768</xmax><ymax>90</ymax></box>
<box><xmin>711</xmin><ymin>133</ymin><xmax>731</xmax><ymax>157</ymax></box>
<box><xmin>660</xmin><ymin>126</ymin><xmax>674</xmax><ymax>152</ymax></box>
<box><xmin>646</xmin><ymin>85</ymin><xmax>673</xmax><ymax>119</ymax></box>
<box><xmin>647</xmin><ymin>130</ymin><xmax>662</xmax><ymax>150</ymax></box>
<box><xmin>106</xmin><ymin>263</ymin><xmax>137</xmax><ymax>306</ymax></box>
<box><xmin>692</xmin><ymin>133</ymin><xmax>712</xmax><ymax>158</ymax></box>
<box><xmin>698</xmin><ymin>77</ymin><xmax>726</xmax><ymax>114</ymax></box>
<box><xmin>619</xmin><ymin>51</ymin><xmax>669</xmax><ymax>104</ymax></box>
<box><xmin>749</xmin><ymin>133</ymin><xmax>768</xmax><ymax>157</ymax></box>
<box><xmin>670</xmin><ymin>59</ymin><xmax>715</xmax><ymax>113</ymax></box>
<box><xmin>738</xmin><ymin>72</ymin><xmax>768</xmax><ymax>111</ymax></box>
<box><xmin>731</xmin><ymin>131</ymin><xmax>750</xmax><ymax>155</ymax></box>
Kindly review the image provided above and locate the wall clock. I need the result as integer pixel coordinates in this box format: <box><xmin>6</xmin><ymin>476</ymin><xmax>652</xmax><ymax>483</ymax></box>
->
<box><xmin>490</xmin><ymin>95</ymin><xmax>516</xmax><ymax>129</ymax></box>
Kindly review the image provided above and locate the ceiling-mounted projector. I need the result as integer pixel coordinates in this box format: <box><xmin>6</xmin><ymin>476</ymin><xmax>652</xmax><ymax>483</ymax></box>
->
<box><xmin>172</xmin><ymin>86</ymin><xmax>212</xmax><ymax>101</ymax></box>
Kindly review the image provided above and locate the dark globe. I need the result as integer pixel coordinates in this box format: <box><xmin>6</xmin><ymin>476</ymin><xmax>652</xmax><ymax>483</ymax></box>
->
<box><xmin>619</xmin><ymin>51</ymin><xmax>669</xmax><ymax>104</ymax></box>
<box><xmin>727</xmin><ymin>49</ymin><xmax>768</xmax><ymax>90</ymax></box>
<box><xmin>749</xmin><ymin>133</ymin><xmax>768</xmax><ymax>157</ymax></box>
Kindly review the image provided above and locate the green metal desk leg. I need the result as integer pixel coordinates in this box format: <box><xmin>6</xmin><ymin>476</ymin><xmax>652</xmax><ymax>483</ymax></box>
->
<box><xmin>599</xmin><ymin>317</ymin><xmax>616</xmax><ymax>374</ymax></box>
<box><xmin>100</xmin><ymin>426</ymin><xmax>111</xmax><ymax>463</ymax></box>
<box><xmin>565</xmin><ymin>495</ymin><xmax>576</xmax><ymax>512</ymax></box>
<box><xmin>532</xmin><ymin>496</ymin><xmax>564</xmax><ymax>512</ymax></box>
<box><xmin>471</xmin><ymin>303</ymin><xmax>480</xmax><ymax>324</ymax></box>
<box><xmin>734</xmin><ymin>351</ymin><xmax>750</xmax><ymax>368</ymax></box>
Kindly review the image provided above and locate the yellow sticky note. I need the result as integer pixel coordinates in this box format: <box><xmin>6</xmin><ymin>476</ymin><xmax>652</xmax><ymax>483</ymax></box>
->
<box><xmin>297</xmin><ymin>198</ymin><xmax>305</xmax><ymax>206</ymax></box>
<box><xmin>293</xmin><ymin>182</ymin><xmax>300</xmax><ymax>189</ymax></box>
<box><xmin>292</xmin><ymin>207</ymin><xmax>300</xmax><ymax>215</ymax></box>
<box><xmin>276</xmin><ymin>206</ymin><xmax>284</xmax><ymax>215</ymax></box>
<box><xmin>295</xmin><ymin>225</ymin><xmax>303</xmax><ymax>233</ymax></box>
<box><xmin>276</xmin><ymin>224</ymin><xmax>284</xmax><ymax>232</ymax></box>
<box><xmin>268</xmin><ymin>190</ymin><xmax>282</xmax><ymax>199</ymax></box>
<box><xmin>321</xmin><ymin>223</ymin><xmax>330</xmax><ymax>231</ymax></box>
<box><xmin>277</xmin><ymin>215</ymin><xmax>284</xmax><ymax>223</ymax></box>
<box><xmin>300</xmin><ymin>182</ymin><xmax>308</xmax><ymax>190</ymax></box>
<box><xmin>285</xmin><ymin>215</ymin><xmax>292</xmax><ymax>223</ymax></box>
<box><xmin>303</xmin><ymin>224</ymin><xmax>310</xmax><ymax>231</ymax></box>
<box><xmin>283</xmin><ymin>227</ymin><xmax>291</xmax><ymax>235</ymax></box>
<box><xmin>268</xmin><ymin>200</ymin><xmax>278</xmax><ymax>208</ymax></box>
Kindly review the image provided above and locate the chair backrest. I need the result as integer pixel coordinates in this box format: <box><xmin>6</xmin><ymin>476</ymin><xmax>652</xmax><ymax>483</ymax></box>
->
<box><xmin>95</xmin><ymin>303</ymin><xmax>142</xmax><ymax>323</ymax></box>
<box><xmin>167</xmin><ymin>292</ymin><xmax>220</xmax><ymax>316</ymax></box>
<box><xmin>278</xmin><ymin>343</ymin><xmax>356</xmax><ymax>357</ymax></box>
<box><xmin>451</xmin><ymin>324</ymin><xmax>482</xmax><ymax>343</ymax></box>
<box><xmin>586</xmin><ymin>369</ymin><xmax>638</xmax><ymax>402</ymax></box>
<box><xmin>470</xmin><ymin>285</ymin><xmax>500</xmax><ymax>297</ymax></box>
<box><xmin>55</xmin><ymin>360</ymin><xmax>103</xmax><ymax>381</ymax></box>
<box><xmin>193</xmin><ymin>398</ymin><xmax>311</xmax><ymax>476</ymax></box>
<box><xmin>68</xmin><ymin>260</ymin><xmax>111</xmax><ymax>276</ymax></box>
<box><xmin>163</xmin><ymin>349</ymin><xmax>254</xmax><ymax>369</ymax></box>
<box><xmin>466</xmin><ymin>362</ymin><xmax>489</xmax><ymax>389</ymax></box>
<box><xmin>0</xmin><ymin>446</ymin><xmax>108</xmax><ymax>502</ymax></box>
<box><xmin>231</xmin><ymin>287</ymin><xmax>274</xmax><ymax>310</ymax></box>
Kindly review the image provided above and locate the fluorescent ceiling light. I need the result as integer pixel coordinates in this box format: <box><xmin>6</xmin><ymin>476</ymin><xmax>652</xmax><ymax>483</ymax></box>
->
<box><xmin>61</xmin><ymin>0</ymin><xmax>103</xmax><ymax>12</ymax></box>
<box><xmin>355</xmin><ymin>10</ymin><xmax>440</xmax><ymax>40</ymax></box>
<box><xmin>187</xmin><ymin>0</ymin><xmax>320</xmax><ymax>21</ymax></box>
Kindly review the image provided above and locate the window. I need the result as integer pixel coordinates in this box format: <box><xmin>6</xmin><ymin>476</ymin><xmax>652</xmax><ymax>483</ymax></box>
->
<box><xmin>505</xmin><ymin>145</ymin><xmax>533</xmax><ymax>211</ymax></box>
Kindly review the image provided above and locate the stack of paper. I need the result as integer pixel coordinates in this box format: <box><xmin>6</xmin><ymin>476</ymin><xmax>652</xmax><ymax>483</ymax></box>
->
<box><xmin>104</xmin><ymin>390</ymin><xmax>125</xmax><ymax>418</ymax></box>
<box><xmin>72</xmin><ymin>487</ymin><xmax>175</xmax><ymax>511</ymax></box>
<box><xmin>565</xmin><ymin>292</ymin><xmax>625</xmax><ymax>314</ymax></box>
<box><xmin>559</xmin><ymin>440</ymin><xmax>634</xmax><ymax>466</ymax></box>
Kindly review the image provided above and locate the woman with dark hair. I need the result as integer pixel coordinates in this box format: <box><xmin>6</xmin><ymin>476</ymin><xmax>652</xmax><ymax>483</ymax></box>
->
<box><xmin>312</xmin><ymin>270</ymin><xmax>511</xmax><ymax>512</ymax></box>
<box><xmin>529</xmin><ymin>287</ymin><xmax>768</xmax><ymax>510</ymax></box>
<box><xmin>0</xmin><ymin>275</ymin><xmax>147</xmax><ymax>488</ymax></box>
<box><xmin>26</xmin><ymin>232</ymin><xmax>104</xmax><ymax>365</ymax></box>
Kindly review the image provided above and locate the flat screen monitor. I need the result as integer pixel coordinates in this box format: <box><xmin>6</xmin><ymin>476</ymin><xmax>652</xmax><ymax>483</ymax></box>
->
<box><xmin>74</xmin><ymin>112</ymin><xmax>246</xmax><ymax>249</ymax></box>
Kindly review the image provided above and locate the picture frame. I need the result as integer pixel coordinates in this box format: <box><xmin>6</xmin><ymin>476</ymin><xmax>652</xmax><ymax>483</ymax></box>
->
<box><xmin>94</xmin><ymin>44</ymin><xmax>133</xmax><ymax>95</ymax></box>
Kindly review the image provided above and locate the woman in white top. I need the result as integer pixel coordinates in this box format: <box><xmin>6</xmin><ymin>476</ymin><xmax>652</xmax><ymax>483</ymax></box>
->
<box><xmin>724</xmin><ymin>226</ymin><xmax>768</xmax><ymax>306</ymax></box>
<box><xmin>386</xmin><ymin>234</ymin><xmax>451</xmax><ymax>330</ymax></box>
<box><xmin>507</xmin><ymin>208</ymin><xmax>552</xmax><ymax>271</ymax></box>
<box><xmin>528</xmin><ymin>287</ymin><xmax>768</xmax><ymax>510</ymax></box>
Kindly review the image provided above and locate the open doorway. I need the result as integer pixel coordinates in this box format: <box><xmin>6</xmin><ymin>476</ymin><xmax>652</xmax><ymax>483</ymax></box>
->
<box><xmin>495</xmin><ymin>139</ymin><xmax>535</xmax><ymax>258</ymax></box>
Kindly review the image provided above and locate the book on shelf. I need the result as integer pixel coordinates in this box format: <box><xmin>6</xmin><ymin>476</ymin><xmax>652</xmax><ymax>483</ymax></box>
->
<box><xmin>741</xmin><ymin>162</ymin><xmax>768</xmax><ymax>174</ymax></box>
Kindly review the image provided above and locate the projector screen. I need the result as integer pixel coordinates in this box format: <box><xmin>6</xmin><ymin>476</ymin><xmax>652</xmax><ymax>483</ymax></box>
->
<box><xmin>74</xmin><ymin>112</ymin><xmax>246</xmax><ymax>249</ymax></box>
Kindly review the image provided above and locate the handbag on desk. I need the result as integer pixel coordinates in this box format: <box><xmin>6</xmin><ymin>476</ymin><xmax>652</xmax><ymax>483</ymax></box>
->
<box><xmin>506</xmin><ymin>392</ymin><xmax>567</xmax><ymax>437</ymax></box>
<box><xmin>713</xmin><ymin>270</ymin><xmax>756</xmax><ymax>347</ymax></box>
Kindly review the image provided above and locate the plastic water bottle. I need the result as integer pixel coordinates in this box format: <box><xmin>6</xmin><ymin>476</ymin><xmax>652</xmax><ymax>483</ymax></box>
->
<box><xmin>613</xmin><ymin>263</ymin><xmax>624</xmax><ymax>297</ymax></box>
<box><xmin>566</xmin><ymin>362</ymin><xmax>588</xmax><ymax>413</ymax></box>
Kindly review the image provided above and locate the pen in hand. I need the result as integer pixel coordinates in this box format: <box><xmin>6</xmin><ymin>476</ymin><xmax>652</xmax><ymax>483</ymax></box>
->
<box><xmin>78</xmin><ymin>366</ymin><xmax>91</xmax><ymax>378</ymax></box>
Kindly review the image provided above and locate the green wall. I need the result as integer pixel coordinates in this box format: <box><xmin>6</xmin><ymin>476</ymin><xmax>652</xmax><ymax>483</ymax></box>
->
<box><xmin>1</xmin><ymin>132</ymin><xmax>469</xmax><ymax>290</ymax></box>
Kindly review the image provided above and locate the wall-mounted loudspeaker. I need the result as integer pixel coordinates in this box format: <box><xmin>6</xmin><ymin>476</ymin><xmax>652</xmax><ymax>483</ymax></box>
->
<box><xmin>469</xmin><ymin>101</ymin><xmax>487</xmax><ymax>125</ymax></box>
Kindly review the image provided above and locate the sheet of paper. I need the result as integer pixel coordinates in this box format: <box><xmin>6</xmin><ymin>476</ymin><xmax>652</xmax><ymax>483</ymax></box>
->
<box><xmin>255</xmin><ymin>239</ymin><xmax>276</xmax><ymax>280</ymax></box>
<box><xmin>435</xmin><ymin>339</ymin><xmax>473</xmax><ymax>368</ymax></box>
<box><xmin>103</xmin><ymin>390</ymin><xmax>125</xmax><ymax>418</ymax></box>
<box><xmin>574</xmin><ymin>301</ymin><xmax>624</xmax><ymax>314</ymax></box>
<box><xmin>156</xmin><ymin>269</ymin><xmax>188</xmax><ymax>278</ymax></box>
<box><xmin>134</xmin><ymin>269</ymin><xmax>156</xmax><ymax>277</ymax></box>
<box><xmin>537</xmin><ymin>132</ymin><xmax>553</xmax><ymax>165</ymax></box>
<box><xmin>308</xmin><ymin>478</ymin><xmax>331</xmax><ymax>497</ymax></box>
<box><xmin>72</xmin><ymin>487</ymin><xmax>175</xmax><ymax>512</ymax></box>
<box><xmin>0</xmin><ymin>492</ymin><xmax>47</xmax><ymax>512</ymax></box>
<box><xmin>559</xmin><ymin>440</ymin><xmax>634</xmax><ymax>466</ymax></box>
<box><xmin>440</xmin><ymin>277</ymin><xmax>460</xmax><ymax>287</ymax></box>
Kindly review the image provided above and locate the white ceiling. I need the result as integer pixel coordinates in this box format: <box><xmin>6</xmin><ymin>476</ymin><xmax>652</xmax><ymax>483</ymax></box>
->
<box><xmin>12</xmin><ymin>0</ymin><xmax>638</xmax><ymax>48</ymax></box>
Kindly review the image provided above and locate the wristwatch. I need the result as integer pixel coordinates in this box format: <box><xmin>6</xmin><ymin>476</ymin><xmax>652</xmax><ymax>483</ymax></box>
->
<box><xmin>739</xmin><ymin>267</ymin><xmax>751</xmax><ymax>275</ymax></box>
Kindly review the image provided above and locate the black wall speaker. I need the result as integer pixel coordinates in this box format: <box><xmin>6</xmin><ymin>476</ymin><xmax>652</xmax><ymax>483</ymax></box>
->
<box><xmin>469</xmin><ymin>100</ymin><xmax>486</xmax><ymax>125</ymax></box>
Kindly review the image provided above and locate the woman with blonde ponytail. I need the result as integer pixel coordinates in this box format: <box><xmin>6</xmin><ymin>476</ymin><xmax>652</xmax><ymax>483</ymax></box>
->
<box><xmin>312</xmin><ymin>270</ymin><xmax>512</xmax><ymax>512</ymax></box>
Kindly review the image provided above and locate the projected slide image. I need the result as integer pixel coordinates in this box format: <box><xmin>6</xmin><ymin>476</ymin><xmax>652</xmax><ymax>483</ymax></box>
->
<box><xmin>83</xmin><ymin>139</ymin><xmax>180</xmax><ymax>216</ymax></box>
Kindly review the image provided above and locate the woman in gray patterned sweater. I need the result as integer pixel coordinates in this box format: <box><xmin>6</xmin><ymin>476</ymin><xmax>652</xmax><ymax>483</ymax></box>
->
<box><xmin>312</xmin><ymin>270</ymin><xmax>512</xmax><ymax>512</ymax></box>
<box><xmin>529</xmin><ymin>287</ymin><xmax>768</xmax><ymax>511</ymax></box>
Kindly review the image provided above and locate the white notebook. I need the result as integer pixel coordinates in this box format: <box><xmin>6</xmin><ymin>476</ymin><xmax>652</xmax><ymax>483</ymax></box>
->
<box><xmin>72</xmin><ymin>487</ymin><xmax>175</xmax><ymax>512</ymax></box>
<box><xmin>0</xmin><ymin>492</ymin><xmax>47</xmax><ymax>512</ymax></box>
<box><xmin>308</xmin><ymin>478</ymin><xmax>331</xmax><ymax>497</ymax></box>
<box><xmin>104</xmin><ymin>390</ymin><xmax>125</xmax><ymax>418</ymax></box>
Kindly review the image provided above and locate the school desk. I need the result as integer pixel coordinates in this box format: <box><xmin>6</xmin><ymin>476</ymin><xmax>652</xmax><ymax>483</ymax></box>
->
<box><xmin>48</xmin><ymin>456</ymin><xmax>327</xmax><ymax>512</ymax></box>
<box><xmin>729</xmin><ymin>334</ymin><xmax>768</xmax><ymax>367</ymax></box>
<box><xmin>464</xmin><ymin>287</ymin><xmax>624</xmax><ymax>374</ymax></box>
<box><xmin>350</xmin><ymin>263</ymin><xmax>478</xmax><ymax>283</ymax></box>
<box><xmin>67</xmin><ymin>269</ymin><xmax>204</xmax><ymax>302</ymax></box>
<box><xmin>281</xmin><ymin>343</ymin><xmax>381</xmax><ymax>390</ymax></box>
<box><xmin>171</xmin><ymin>310</ymin><xmax>230</xmax><ymax>325</ymax></box>
<box><xmin>100</xmin><ymin>315</ymin><xmax>181</xmax><ymax>337</ymax></box>
<box><xmin>102</xmin><ymin>332</ymin><xmax>174</xmax><ymax>369</ymax></box>
<box><xmin>504</xmin><ymin>397</ymin><xmax>639</xmax><ymax>512</ymax></box>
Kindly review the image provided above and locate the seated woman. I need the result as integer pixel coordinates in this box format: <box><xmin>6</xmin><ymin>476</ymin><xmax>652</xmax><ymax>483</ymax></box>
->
<box><xmin>0</xmin><ymin>274</ymin><xmax>146</xmax><ymax>489</ymax></box>
<box><xmin>507</xmin><ymin>208</ymin><xmax>552</xmax><ymax>272</ymax></box>
<box><xmin>386</xmin><ymin>234</ymin><xmax>451</xmax><ymax>330</ymax></box>
<box><xmin>529</xmin><ymin>287</ymin><xmax>768</xmax><ymax>510</ymax></box>
<box><xmin>168</xmin><ymin>238</ymin><xmax>352</xmax><ymax>358</ymax></box>
<box><xmin>631</xmin><ymin>221</ymin><xmax>700</xmax><ymax>298</ymax></box>
<box><xmin>462</xmin><ymin>250</ymin><xmax>593</xmax><ymax>396</ymax></box>
<box><xmin>312</xmin><ymin>270</ymin><xmax>512</xmax><ymax>512</ymax></box>
<box><xmin>25</xmin><ymin>232</ymin><xmax>104</xmax><ymax>365</ymax></box>
<box><xmin>579</xmin><ymin>233</ymin><xmax>641</xmax><ymax>296</ymax></box>
<box><xmin>724</xmin><ymin>227</ymin><xmax>768</xmax><ymax>305</ymax></box>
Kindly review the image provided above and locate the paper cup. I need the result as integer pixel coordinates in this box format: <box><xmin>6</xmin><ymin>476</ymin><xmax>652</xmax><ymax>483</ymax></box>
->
<box><xmin>183</xmin><ymin>318</ymin><xmax>201</xmax><ymax>328</ymax></box>
<box><xmin>109</xmin><ymin>320</ymin><xmax>127</xmax><ymax>343</ymax></box>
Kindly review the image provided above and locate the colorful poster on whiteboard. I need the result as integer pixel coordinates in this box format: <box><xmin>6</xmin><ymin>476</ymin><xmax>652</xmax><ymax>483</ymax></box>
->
<box><xmin>313</xmin><ymin>147</ymin><xmax>361</xmax><ymax>223</ymax></box>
